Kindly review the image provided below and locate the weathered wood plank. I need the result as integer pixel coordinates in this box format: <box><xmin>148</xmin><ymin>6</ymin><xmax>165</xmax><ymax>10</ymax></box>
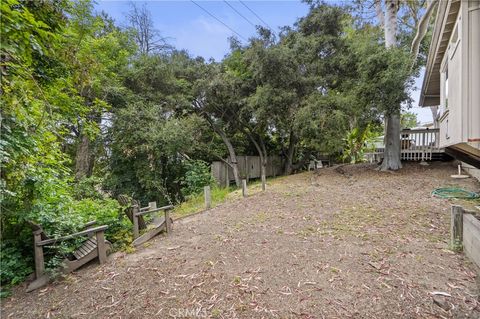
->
<box><xmin>204</xmin><ymin>186</ymin><xmax>211</xmax><ymax>209</ymax></box>
<box><xmin>165</xmin><ymin>210</ymin><xmax>172</xmax><ymax>233</ymax></box>
<box><xmin>451</xmin><ymin>205</ymin><xmax>464</xmax><ymax>251</ymax></box>
<box><xmin>463</xmin><ymin>214</ymin><xmax>480</xmax><ymax>269</ymax></box>
<box><xmin>132</xmin><ymin>224</ymin><xmax>166</xmax><ymax>247</ymax></box>
<box><xmin>33</xmin><ymin>231</ymin><xmax>45</xmax><ymax>278</ymax></box>
<box><xmin>133</xmin><ymin>205</ymin><xmax>140</xmax><ymax>239</ymax></box>
<box><xmin>72</xmin><ymin>238</ymin><xmax>97</xmax><ymax>260</ymax></box>
<box><xmin>96</xmin><ymin>231</ymin><xmax>107</xmax><ymax>264</ymax></box>
<box><xmin>63</xmin><ymin>247</ymin><xmax>99</xmax><ymax>273</ymax></box>
<box><xmin>37</xmin><ymin>225</ymin><xmax>108</xmax><ymax>246</ymax></box>
<box><xmin>134</xmin><ymin>205</ymin><xmax>174</xmax><ymax>217</ymax></box>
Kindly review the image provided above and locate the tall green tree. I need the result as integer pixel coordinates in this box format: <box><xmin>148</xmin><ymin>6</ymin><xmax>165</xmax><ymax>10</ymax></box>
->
<box><xmin>362</xmin><ymin>0</ymin><xmax>437</xmax><ymax>170</ymax></box>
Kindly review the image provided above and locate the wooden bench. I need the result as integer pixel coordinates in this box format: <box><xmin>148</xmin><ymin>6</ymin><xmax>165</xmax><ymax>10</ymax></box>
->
<box><xmin>27</xmin><ymin>221</ymin><xmax>110</xmax><ymax>292</ymax></box>
<box><xmin>308</xmin><ymin>160</ymin><xmax>323</xmax><ymax>171</ymax></box>
<box><xmin>118</xmin><ymin>195</ymin><xmax>173</xmax><ymax>246</ymax></box>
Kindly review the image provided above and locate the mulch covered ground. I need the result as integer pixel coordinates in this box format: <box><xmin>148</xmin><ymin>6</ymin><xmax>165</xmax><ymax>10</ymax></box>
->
<box><xmin>2</xmin><ymin>162</ymin><xmax>480</xmax><ymax>318</ymax></box>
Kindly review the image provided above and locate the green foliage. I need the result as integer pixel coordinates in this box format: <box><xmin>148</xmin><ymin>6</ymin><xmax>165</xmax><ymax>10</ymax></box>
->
<box><xmin>0</xmin><ymin>186</ymin><xmax>127</xmax><ymax>288</ymax></box>
<box><xmin>0</xmin><ymin>241</ymin><xmax>33</xmax><ymax>288</ymax></box>
<box><xmin>353</xmin><ymin>39</ymin><xmax>415</xmax><ymax>115</ymax></box>
<box><xmin>66</xmin><ymin>198</ymin><xmax>130</xmax><ymax>250</ymax></box>
<box><xmin>0</xmin><ymin>0</ymin><xmax>423</xmax><ymax>292</ymax></box>
<box><xmin>0</xmin><ymin>0</ymin><xmax>133</xmax><ymax>292</ymax></box>
<box><xmin>401</xmin><ymin>111</ymin><xmax>419</xmax><ymax>129</ymax></box>
<box><xmin>180</xmin><ymin>160</ymin><xmax>214</xmax><ymax>197</ymax></box>
<box><xmin>107</xmin><ymin>98</ymin><xmax>210</xmax><ymax>203</ymax></box>
<box><xmin>342</xmin><ymin>125</ymin><xmax>379</xmax><ymax>163</ymax></box>
<box><xmin>174</xmin><ymin>186</ymin><xmax>231</xmax><ymax>218</ymax></box>
<box><xmin>73</xmin><ymin>176</ymin><xmax>104</xmax><ymax>200</ymax></box>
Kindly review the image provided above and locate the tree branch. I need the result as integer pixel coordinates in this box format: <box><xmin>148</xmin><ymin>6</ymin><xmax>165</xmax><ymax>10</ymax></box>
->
<box><xmin>374</xmin><ymin>0</ymin><xmax>385</xmax><ymax>27</ymax></box>
<box><xmin>410</xmin><ymin>0</ymin><xmax>438</xmax><ymax>66</ymax></box>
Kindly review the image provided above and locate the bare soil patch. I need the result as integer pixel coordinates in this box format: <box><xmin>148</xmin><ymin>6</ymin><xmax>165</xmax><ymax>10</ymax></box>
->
<box><xmin>2</xmin><ymin>162</ymin><xmax>480</xmax><ymax>318</ymax></box>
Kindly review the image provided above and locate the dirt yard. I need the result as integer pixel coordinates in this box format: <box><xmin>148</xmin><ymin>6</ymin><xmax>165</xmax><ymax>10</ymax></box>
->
<box><xmin>2</xmin><ymin>162</ymin><xmax>480</xmax><ymax>318</ymax></box>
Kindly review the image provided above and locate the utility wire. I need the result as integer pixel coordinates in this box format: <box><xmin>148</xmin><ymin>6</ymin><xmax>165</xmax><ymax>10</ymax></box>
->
<box><xmin>190</xmin><ymin>0</ymin><xmax>247</xmax><ymax>41</ymax></box>
<box><xmin>223</xmin><ymin>0</ymin><xmax>256</xmax><ymax>29</ymax></box>
<box><xmin>238</xmin><ymin>0</ymin><xmax>274</xmax><ymax>32</ymax></box>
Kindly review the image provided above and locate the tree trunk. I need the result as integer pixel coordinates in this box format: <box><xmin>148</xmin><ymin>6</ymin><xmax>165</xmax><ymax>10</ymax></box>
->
<box><xmin>246</xmin><ymin>130</ymin><xmax>267</xmax><ymax>187</ymax></box>
<box><xmin>227</xmin><ymin>150</ymin><xmax>241</xmax><ymax>188</ymax></box>
<box><xmin>384</xmin><ymin>0</ymin><xmax>397</xmax><ymax>48</ymax></box>
<box><xmin>380</xmin><ymin>112</ymin><xmax>402</xmax><ymax>170</ymax></box>
<box><xmin>207</xmin><ymin>120</ymin><xmax>241</xmax><ymax>187</ymax></box>
<box><xmin>375</xmin><ymin>0</ymin><xmax>437</xmax><ymax>170</ymax></box>
<box><xmin>75</xmin><ymin>133</ymin><xmax>94</xmax><ymax>180</ymax></box>
<box><xmin>379</xmin><ymin>0</ymin><xmax>402</xmax><ymax>171</ymax></box>
<box><xmin>284</xmin><ymin>130</ymin><xmax>296</xmax><ymax>175</ymax></box>
<box><xmin>217</xmin><ymin>131</ymin><xmax>241</xmax><ymax>188</ymax></box>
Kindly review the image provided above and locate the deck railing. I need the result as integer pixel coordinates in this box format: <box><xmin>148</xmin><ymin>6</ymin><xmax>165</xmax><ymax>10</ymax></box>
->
<box><xmin>366</xmin><ymin>128</ymin><xmax>441</xmax><ymax>162</ymax></box>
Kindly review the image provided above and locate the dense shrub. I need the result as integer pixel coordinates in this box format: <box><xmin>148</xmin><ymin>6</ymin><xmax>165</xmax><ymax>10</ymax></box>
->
<box><xmin>180</xmin><ymin>160</ymin><xmax>214</xmax><ymax>197</ymax></box>
<box><xmin>0</xmin><ymin>178</ymin><xmax>129</xmax><ymax>291</ymax></box>
<box><xmin>73</xmin><ymin>176</ymin><xmax>105</xmax><ymax>200</ymax></box>
<box><xmin>0</xmin><ymin>240</ymin><xmax>33</xmax><ymax>296</ymax></box>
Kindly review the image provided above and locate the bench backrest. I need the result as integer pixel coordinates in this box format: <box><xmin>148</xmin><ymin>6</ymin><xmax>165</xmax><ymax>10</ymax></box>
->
<box><xmin>26</xmin><ymin>221</ymin><xmax>50</xmax><ymax>241</ymax></box>
<box><xmin>118</xmin><ymin>195</ymin><xmax>147</xmax><ymax>230</ymax></box>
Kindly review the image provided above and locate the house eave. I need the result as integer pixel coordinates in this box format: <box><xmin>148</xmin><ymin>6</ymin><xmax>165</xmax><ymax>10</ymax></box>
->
<box><xmin>419</xmin><ymin>0</ymin><xmax>461</xmax><ymax>107</ymax></box>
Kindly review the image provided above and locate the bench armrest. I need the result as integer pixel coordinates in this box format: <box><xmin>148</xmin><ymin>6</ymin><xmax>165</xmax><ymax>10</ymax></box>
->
<box><xmin>37</xmin><ymin>225</ymin><xmax>108</xmax><ymax>246</ymax></box>
<box><xmin>135</xmin><ymin>205</ymin><xmax>174</xmax><ymax>217</ymax></box>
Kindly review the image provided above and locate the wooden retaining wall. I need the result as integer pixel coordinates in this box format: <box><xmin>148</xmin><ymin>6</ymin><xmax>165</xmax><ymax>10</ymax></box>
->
<box><xmin>451</xmin><ymin>205</ymin><xmax>480</xmax><ymax>270</ymax></box>
<box><xmin>463</xmin><ymin>214</ymin><xmax>480</xmax><ymax>269</ymax></box>
<box><xmin>211</xmin><ymin>156</ymin><xmax>284</xmax><ymax>187</ymax></box>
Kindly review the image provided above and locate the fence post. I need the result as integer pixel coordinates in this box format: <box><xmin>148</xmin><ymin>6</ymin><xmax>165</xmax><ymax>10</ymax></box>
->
<box><xmin>133</xmin><ymin>205</ymin><xmax>140</xmax><ymax>239</ymax></box>
<box><xmin>451</xmin><ymin>205</ymin><xmax>464</xmax><ymax>251</ymax></box>
<box><xmin>204</xmin><ymin>186</ymin><xmax>211</xmax><ymax>209</ymax></box>
<box><xmin>150</xmin><ymin>201</ymin><xmax>161</xmax><ymax>224</ymax></box>
<box><xmin>242</xmin><ymin>179</ymin><xmax>247</xmax><ymax>197</ymax></box>
<box><xmin>33</xmin><ymin>231</ymin><xmax>45</xmax><ymax>278</ymax></box>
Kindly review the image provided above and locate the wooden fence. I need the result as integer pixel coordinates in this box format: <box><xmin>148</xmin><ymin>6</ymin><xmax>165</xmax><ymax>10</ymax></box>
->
<box><xmin>211</xmin><ymin>156</ymin><xmax>284</xmax><ymax>187</ymax></box>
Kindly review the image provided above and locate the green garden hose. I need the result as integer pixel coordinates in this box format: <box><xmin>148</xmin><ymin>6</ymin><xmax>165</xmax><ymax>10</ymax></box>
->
<box><xmin>431</xmin><ymin>187</ymin><xmax>479</xmax><ymax>199</ymax></box>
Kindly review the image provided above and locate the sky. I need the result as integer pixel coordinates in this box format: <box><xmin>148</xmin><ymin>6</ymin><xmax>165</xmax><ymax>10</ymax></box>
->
<box><xmin>95</xmin><ymin>0</ymin><xmax>432</xmax><ymax>124</ymax></box>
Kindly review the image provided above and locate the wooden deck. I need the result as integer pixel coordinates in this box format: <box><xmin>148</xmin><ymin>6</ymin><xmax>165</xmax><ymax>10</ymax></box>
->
<box><xmin>366</xmin><ymin>128</ymin><xmax>445</xmax><ymax>162</ymax></box>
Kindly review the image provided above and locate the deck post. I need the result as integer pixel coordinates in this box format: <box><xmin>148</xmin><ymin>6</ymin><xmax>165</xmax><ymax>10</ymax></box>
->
<box><xmin>204</xmin><ymin>185</ymin><xmax>211</xmax><ymax>209</ymax></box>
<box><xmin>451</xmin><ymin>205</ymin><xmax>464</xmax><ymax>251</ymax></box>
<box><xmin>242</xmin><ymin>179</ymin><xmax>247</xmax><ymax>197</ymax></box>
